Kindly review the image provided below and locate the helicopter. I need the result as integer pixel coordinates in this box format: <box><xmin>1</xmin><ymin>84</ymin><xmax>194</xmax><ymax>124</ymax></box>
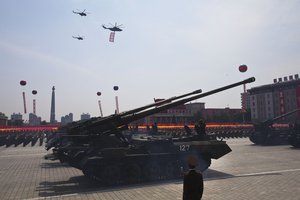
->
<box><xmin>72</xmin><ymin>35</ymin><xmax>84</xmax><ymax>40</ymax></box>
<box><xmin>102</xmin><ymin>23</ymin><xmax>124</xmax><ymax>32</ymax></box>
<box><xmin>72</xmin><ymin>9</ymin><xmax>89</xmax><ymax>16</ymax></box>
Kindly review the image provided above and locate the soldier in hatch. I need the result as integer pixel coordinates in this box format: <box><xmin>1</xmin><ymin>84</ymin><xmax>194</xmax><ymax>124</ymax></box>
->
<box><xmin>194</xmin><ymin>119</ymin><xmax>206</xmax><ymax>139</ymax></box>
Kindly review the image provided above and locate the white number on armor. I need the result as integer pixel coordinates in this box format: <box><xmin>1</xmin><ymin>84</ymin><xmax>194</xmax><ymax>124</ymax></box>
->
<box><xmin>179</xmin><ymin>145</ymin><xmax>190</xmax><ymax>151</ymax></box>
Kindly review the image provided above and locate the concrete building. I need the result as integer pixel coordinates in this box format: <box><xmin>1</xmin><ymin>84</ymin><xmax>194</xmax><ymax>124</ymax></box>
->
<box><xmin>81</xmin><ymin>113</ymin><xmax>91</xmax><ymax>120</ymax></box>
<box><xmin>248</xmin><ymin>74</ymin><xmax>300</xmax><ymax>122</ymax></box>
<box><xmin>10</xmin><ymin>113</ymin><xmax>23</xmax><ymax>125</ymax></box>
<box><xmin>140</xmin><ymin>101</ymin><xmax>242</xmax><ymax>125</ymax></box>
<box><xmin>201</xmin><ymin>107</ymin><xmax>243</xmax><ymax>122</ymax></box>
<box><xmin>0</xmin><ymin>112</ymin><xmax>8</xmax><ymax>126</ymax></box>
<box><xmin>29</xmin><ymin>113</ymin><xmax>41</xmax><ymax>125</ymax></box>
<box><xmin>144</xmin><ymin>104</ymin><xmax>194</xmax><ymax>125</ymax></box>
<box><xmin>61</xmin><ymin>113</ymin><xmax>73</xmax><ymax>125</ymax></box>
<box><xmin>185</xmin><ymin>102</ymin><xmax>205</xmax><ymax>115</ymax></box>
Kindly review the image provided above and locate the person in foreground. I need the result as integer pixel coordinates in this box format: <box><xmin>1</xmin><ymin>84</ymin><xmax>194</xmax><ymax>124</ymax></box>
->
<box><xmin>183</xmin><ymin>156</ymin><xmax>204</xmax><ymax>200</ymax></box>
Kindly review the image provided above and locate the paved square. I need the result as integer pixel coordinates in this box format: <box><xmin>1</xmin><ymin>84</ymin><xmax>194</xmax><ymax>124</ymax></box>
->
<box><xmin>0</xmin><ymin>138</ymin><xmax>300</xmax><ymax>200</ymax></box>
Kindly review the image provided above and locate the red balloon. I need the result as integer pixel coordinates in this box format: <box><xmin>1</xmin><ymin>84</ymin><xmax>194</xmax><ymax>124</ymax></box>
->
<box><xmin>113</xmin><ymin>86</ymin><xmax>119</xmax><ymax>91</ymax></box>
<box><xmin>32</xmin><ymin>90</ymin><xmax>37</xmax><ymax>95</ymax></box>
<box><xmin>239</xmin><ymin>65</ymin><xmax>248</xmax><ymax>73</ymax></box>
<box><xmin>20</xmin><ymin>80</ymin><xmax>27</xmax><ymax>86</ymax></box>
<box><xmin>97</xmin><ymin>92</ymin><xmax>101</xmax><ymax>96</ymax></box>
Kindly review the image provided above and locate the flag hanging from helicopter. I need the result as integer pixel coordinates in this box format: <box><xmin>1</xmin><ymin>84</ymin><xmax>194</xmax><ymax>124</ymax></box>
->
<box><xmin>109</xmin><ymin>32</ymin><xmax>115</xmax><ymax>42</ymax></box>
<box><xmin>102</xmin><ymin>23</ymin><xmax>123</xmax><ymax>42</ymax></box>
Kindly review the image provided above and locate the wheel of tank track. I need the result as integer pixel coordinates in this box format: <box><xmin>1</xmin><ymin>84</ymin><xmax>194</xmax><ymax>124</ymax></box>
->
<box><xmin>101</xmin><ymin>165</ymin><xmax>121</xmax><ymax>186</ymax></box>
<box><xmin>249</xmin><ymin>134</ymin><xmax>260</xmax><ymax>145</ymax></box>
<box><xmin>289</xmin><ymin>136</ymin><xmax>300</xmax><ymax>148</ymax></box>
<box><xmin>82</xmin><ymin>164</ymin><xmax>98</xmax><ymax>181</ymax></box>
<box><xmin>81</xmin><ymin>160</ymin><xmax>102</xmax><ymax>182</ymax></box>
<box><xmin>123</xmin><ymin>163</ymin><xmax>142</xmax><ymax>184</ymax></box>
<box><xmin>199</xmin><ymin>158</ymin><xmax>211</xmax><ymax>172</ymax></box>
<box><xmin>143</xmin><ymin>162</ymin><xmax>161</xmax><ymax>181</ymax></box>
<box><xmin>165</xmin><ymin>162</ymin><xmax>180</xmax><ymax>179</ymax></box>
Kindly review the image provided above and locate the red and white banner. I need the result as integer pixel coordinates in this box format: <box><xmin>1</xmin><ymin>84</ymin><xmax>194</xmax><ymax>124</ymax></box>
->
<box><xmin>109</xmin><ymin>32</ymin><xmax>115</xmax><ymax>42</ymax></box>
<box><xmin>296</xmin><ymin>86</ymin><xmax>300</xmax><ymax>118</ymax></box>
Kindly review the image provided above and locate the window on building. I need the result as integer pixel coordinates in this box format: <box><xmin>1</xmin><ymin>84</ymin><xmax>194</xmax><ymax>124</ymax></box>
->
<box><xmin>280</xmin><ymin>99</ymin><xmax>284</xmax><ymax>104</ymax></box>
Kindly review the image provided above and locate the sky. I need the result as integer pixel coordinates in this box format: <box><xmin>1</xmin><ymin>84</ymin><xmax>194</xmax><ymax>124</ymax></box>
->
<box><xmin>0</xmin><ymin>0</ymin><xmax>299</xmax><ymax>122</ymax></box>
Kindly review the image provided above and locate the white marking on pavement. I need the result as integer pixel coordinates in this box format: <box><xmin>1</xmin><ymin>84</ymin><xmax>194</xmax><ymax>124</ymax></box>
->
<box><xmin>205</xmin><ymin>168</ymin><xmax>300</xmax><ymax>181</ymax></box>
<box><xmin>0</xmin><ymin>153</ymin><xmax>45</xmax><ymax>158</ymax></box>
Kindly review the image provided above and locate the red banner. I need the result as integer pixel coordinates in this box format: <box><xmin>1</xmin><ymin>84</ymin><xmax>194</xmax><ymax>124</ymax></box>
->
<box><xmin>0</xmin><ymin>125</ymin><xmax>59</xmax><ymax>132</ymax></box>
<box><xmin>296</xmin><ymin>86</ymin><xmax>300</xmax><ymax>118</ymax></box>
<box><xmin>279</xmin><ymin>90</ymin><xmax>285</xmax><ymax>114</ymax></box>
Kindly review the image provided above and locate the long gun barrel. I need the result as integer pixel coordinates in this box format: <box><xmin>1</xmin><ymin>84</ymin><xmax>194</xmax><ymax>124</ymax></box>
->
<box><xmin>87</xmin><ymin>77</ymin><xmax>255</xmax><ymax>133</ymax></box>
<box><xmin>261</xmin><ymin>109</ymin><xmax>300</xmax><ymax>126</ymax></box>
<box><xmin>65</xmin><ymin>89</ymin><xmax>202</xmax><ymax>133</ymax></box>
<box><xmin>117</xmin><ymin>89</ymin><xmax>202</xmax><ymax>117</ymax></box>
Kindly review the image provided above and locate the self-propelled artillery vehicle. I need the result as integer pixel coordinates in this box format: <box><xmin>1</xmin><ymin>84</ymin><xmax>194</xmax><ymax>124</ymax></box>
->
<box><xmin>288</xmin><ymin>121</ymin><xmax>300</xmax><ymax>148</ymax></box>
<box><xmin>45</xmin><ymin>77</ymin><xmax>255</xmax><ymax>185</ymax></box>
<box><xmin>249</xmin><ymin>109</ymin><xmax>300</xmax><ymax>145</ymax></box>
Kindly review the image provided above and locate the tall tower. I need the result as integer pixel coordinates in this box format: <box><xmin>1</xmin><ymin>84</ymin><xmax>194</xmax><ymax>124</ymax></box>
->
<box><xmin>50</xmin><ymin>86</ymin><xmax>56</xmax><ymax>124</ymax></box>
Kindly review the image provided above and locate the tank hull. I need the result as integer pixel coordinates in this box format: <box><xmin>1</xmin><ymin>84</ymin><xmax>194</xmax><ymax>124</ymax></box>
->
<box><xmin>249</xmin><ymin>129</ymin><xmax>291</xmax><ymax>145</ymax></box>
<box><xmin>77</xmin><ymin>136</ymin><xmax>231</xmax><ymax>185</ymax></box>
<box><xmin>288</xmin><ymin>130</ymin><xmax>300</xmax><ymax>148</ymax></box>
